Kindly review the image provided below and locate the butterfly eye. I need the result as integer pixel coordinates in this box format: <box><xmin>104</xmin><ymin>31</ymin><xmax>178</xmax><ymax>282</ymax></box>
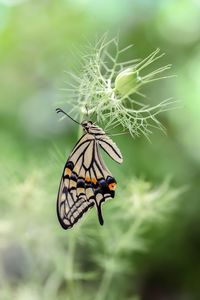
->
<box><xmin>81</xmin><ymin>121</ymin><xmax>88</xmax><ymax>127</ymax></box>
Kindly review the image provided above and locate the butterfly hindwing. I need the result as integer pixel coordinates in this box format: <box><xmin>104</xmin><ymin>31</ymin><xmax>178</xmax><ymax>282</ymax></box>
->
<box><xmin>57</xmin><ymin>134</ymin><xmax>117</xmax><ymax>229</ymax></box>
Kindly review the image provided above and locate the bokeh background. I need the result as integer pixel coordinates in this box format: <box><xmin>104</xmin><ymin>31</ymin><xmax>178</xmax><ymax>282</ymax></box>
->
<box><xmin>1</xmin><ymin>0</ymin><xmax>200</xmax><ymax>299</ymax></box>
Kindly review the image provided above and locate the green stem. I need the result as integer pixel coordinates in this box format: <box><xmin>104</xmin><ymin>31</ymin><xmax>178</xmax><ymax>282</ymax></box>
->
<box><xmin>95</xmin><ymin>218</ymin><xmax>144</xmax><ymax>300</ymax></box>
<box><xmin>95</xmin><ymin>269</ymin><xmax>114</xmax><ymax>300</ymax></box>
<box><xmin>66</xmin><ymin>234</ymin><xmax>76</xmax><ymax>300</ymax></box>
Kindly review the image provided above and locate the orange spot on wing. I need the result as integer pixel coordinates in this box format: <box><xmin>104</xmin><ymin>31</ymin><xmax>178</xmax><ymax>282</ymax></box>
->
<box><xmin>109</xmin><ymin>183</ymin><xmax>117</xmax><ymax>191</ymax></box>
<box><xmin>92</xmin><ymin>178</ymin><xmax>97</xmax><ymax>185</ymax></box>
<box><xmin>65</xmin><ymin>168</ymin><xmax>72</xmax><ymax>176</ymax></box>
<box><xmin>85</xmin><ymin>177</ymin><xmax>90</xmax><ymax>182</ymax></box>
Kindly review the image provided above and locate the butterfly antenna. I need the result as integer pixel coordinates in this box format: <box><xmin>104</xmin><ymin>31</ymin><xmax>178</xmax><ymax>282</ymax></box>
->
<box><xmin>56</xmin><ymin>108</ymin><xmax>81</xmax><ymax>125</ymax></box>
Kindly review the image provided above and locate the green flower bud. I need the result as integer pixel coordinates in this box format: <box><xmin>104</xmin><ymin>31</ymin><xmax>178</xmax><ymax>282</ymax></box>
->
<box><xmin>115</xmin><ymin>67</ymin><xmax>142</xmax><ymax>95</ymax></box>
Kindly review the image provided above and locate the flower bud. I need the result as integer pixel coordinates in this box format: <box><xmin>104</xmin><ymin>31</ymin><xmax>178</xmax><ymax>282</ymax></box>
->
<box><xmin>115</xmin><ymin>67</ymin><xmax>141</xmax><ymax>95</ymax></box>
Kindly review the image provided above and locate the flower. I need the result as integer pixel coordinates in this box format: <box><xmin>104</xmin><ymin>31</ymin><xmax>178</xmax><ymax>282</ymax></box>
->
<box><xmin>61</xmin><ymin>35</ymin><xmax>176</xmax><ymax>139</ymax></box>
<box><xmin>115</xmin><ymin>67</ymin><xmax>142</xmax><ymax>96</ymax></box>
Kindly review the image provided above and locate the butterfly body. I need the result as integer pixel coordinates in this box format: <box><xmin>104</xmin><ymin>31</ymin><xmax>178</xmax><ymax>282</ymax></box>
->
<box><xmin>57</xmin><ymin>120</ymin><xmax>123</xmax><ymax>229</ymax></box>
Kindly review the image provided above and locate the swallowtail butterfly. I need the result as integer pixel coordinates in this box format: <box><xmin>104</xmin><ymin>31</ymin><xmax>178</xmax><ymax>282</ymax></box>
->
<box><xmin>56</xmin><ymin>108</ymin><xmax>123</xmax><ymax>229</ymax></box>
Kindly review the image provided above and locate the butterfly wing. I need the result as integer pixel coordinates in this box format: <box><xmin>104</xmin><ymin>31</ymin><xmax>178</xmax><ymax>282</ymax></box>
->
<box><xmin>57</xmin><ymin>134</ymin><xmax>94</xmax><ymax>229</ymax></box>
<box><xmin>97</xmin><ymin>135</ymin><xmax>123</xmax><ymax>164</ymax></box>
<box><xmin>57</xmin><ymin>134</ymin><xmax>117</xmax><ymax>229</ymax></box>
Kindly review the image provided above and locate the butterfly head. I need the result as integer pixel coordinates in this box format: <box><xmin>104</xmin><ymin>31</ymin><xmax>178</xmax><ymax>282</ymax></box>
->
<box><xmin>81</xmin><ymin>120</ymin><xmax>93</xmax><ymax>132</ymax></box>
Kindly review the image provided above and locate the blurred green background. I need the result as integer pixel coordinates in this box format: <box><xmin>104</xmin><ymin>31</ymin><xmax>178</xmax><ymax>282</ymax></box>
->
<box><xmin>1</xmin><ymin>0</ymin><xmax>200</xmax><ymax>300</ymax></box>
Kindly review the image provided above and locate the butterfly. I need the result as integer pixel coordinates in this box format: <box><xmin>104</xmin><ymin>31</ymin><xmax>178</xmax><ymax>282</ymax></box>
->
<box><xmin>56</xmin><ymin>108</ymin><xmax>123</xmax><ymax>229</ymax></box>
